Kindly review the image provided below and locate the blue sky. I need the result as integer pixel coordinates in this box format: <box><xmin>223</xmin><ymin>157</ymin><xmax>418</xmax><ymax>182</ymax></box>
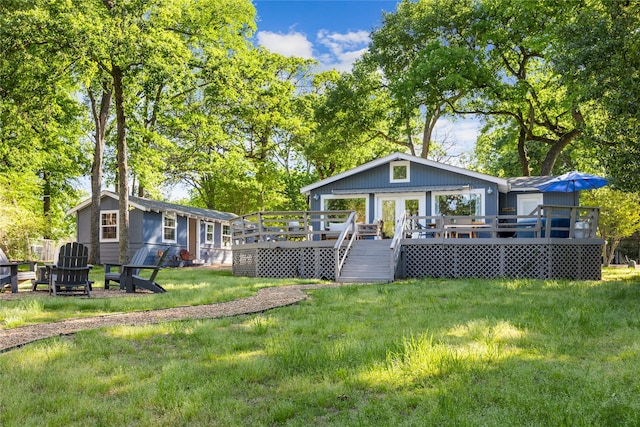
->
<box><xmin>254</xmin><ymin>0</ymin><xmax>398</xmax><ymax>71</ymax></box>
<box><xmin>253</xmin><ymin>0</ymin><xmax>480</xmax><ymax>159</ymax></box>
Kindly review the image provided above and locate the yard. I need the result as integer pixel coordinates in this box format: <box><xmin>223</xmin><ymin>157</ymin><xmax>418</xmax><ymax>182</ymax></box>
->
<box><xmin>1</xmin><ymin>267</ymin><xmax>639</xmax><ymax>425</ymax></box>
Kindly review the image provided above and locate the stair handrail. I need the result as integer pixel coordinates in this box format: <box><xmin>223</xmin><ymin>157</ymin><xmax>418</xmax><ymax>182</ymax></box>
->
<box><xmin>334</xmin><ymin>211</ymin><xmax>358</xmax><ymax>281</ymax></box>
<box><xmin>389</xmin><ymin>210</ymin><xmax>407</xmax><ymax>281</ymax></box>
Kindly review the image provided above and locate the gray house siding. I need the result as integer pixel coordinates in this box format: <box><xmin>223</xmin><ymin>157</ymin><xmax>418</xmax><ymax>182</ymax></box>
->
<box><xmin>501</xmin><ymin>192</ymin><xmax>573</xmax><ymax>214</ymax></box>
<box><xmin>197</xmin><ymin>221</ymin><xmax>231</xmax><ymax>265</ymax></box>
<box><xmin>309</xmin><ymin>160</ymin><xmax>501</xmax><ymax>218</ymax></box>
<box><xmin>71</xmin><ymin>192</ymin><xmax>235</xmax><ymax>266</ymax></box>
<box><xmin>76</xmin><ymin>207</ymin><xmax>91</xmax><ymax>243</ymax></box>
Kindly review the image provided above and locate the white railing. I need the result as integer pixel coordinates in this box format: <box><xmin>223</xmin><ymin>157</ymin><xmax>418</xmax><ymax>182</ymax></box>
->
<box><xmin>389</xmin><ymin>211</ymin><xmax>407</xmax><ymax>281</ymax></box>
<box><xmin>334</xmin><ymin>211</ymin><xmax>357</xmax><ymax>281</ymax></box>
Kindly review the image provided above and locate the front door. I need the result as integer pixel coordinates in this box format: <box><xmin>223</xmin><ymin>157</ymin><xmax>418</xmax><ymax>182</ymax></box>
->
<box><xmin>376</xmin><ymin>194</ymin><xmax>424</xmax><ymax>238</ymax></box>
<box><xmin>188</xmin><ymin>218</ymin><xmax>198</xmax><ymax>259</ymax></box>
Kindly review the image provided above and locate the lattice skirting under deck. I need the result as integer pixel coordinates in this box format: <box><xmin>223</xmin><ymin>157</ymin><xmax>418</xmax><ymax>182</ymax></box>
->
<box><xmin>233</xmin><ymin>241</ymin><xmax>603</xmax><ymax>281</ymax></box>
<box><xmin>402</xmin><ymin>242</ymin><xmax>602</xmax><ymax>280</ymax></box>
<box><xmin>233</xmin><ymin>246</ymin><xmax>345</xmax><ymax>280</ymax></box>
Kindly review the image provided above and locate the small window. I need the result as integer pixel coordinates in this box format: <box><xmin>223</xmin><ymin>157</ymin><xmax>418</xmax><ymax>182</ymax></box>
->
<box><xmin>205</xmin><ymin>222</ymin><xmax>215</xmax><ymax>244</ymax></box>
<box><xmin>222</xmin><ymin>224</ymin><xmax>231</xmax><ymax>247</ymax></box>
<box><xmin>163</xmin><ymin>212</ymin><xmax>177</xmax><ymax>242</ymax></box>
<box><xmin>390</xmin><ymin>161</ymin><xmax>410</xmax><ymax>183</ymax></box>
<box><xmin>100</xmin><ymin>211</ymin><xmax>118</xmax><ymax>242</ymax></box>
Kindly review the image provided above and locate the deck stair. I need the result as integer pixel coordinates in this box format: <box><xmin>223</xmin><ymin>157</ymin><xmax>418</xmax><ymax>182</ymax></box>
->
<box><xmin>337</xmin><ymin>239</ymin><xmax>392</xmax><ymax>283</ymax></box>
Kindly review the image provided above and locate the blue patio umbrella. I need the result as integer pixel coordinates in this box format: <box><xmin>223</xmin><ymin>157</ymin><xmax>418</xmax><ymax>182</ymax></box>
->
<box><xmin>536</xmin><ymin>171</ymin><xmax>608</xmax><ymax>205</ymax></box>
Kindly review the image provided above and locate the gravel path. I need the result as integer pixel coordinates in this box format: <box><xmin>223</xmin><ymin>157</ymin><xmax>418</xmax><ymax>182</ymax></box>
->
<box><xmin>0</xmin><ymin>284</ymin><xmax>334</xmax><ymax>353</ymax></box>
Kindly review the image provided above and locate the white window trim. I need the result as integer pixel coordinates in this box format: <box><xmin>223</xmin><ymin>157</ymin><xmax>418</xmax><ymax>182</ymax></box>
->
<box><xmin>517</xmin><ymin>193</ymin><xmax>544</xmax><ymax>216</ymax></box>
<box><xmin>390</xmin><ymin>160</ymin><xmax>410</xmax><ymax>183</ymax></box>
<box><xmin>163</xmin><ymin>212</ymin><xmax>177</xmax><ymax>243</ymax></box>
<box><xmin>100</xmin><ymin>210</ymin><xmax>119</xmax><ymax>242</ymax></box>
<box><xmin>222</xmin><ymin>224</ymin><xmax>231</xmax><ymax>247</ymax></box>
<box><xmin>205</xmin><ymin>222</ymin><xmax>215</xmax><ymax>244</ymax></box>
<box><xmin>319</xmin><ymin>194</ymin><xmax>370</xmax><ymax>223</ymax></box>
<box><xmin>431</xmin><ymin>189</ymin><xmax>486</xmax><ymax>217</ymax></box>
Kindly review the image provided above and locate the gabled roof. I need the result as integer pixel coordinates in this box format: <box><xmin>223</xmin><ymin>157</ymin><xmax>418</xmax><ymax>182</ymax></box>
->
<box><xmin>300</xmin><ymin>152</ymin><xmax>510</xmax><ymax>194</ymax></box>
<box><xmin>67</xmin><ymin>190</ymin><xmax>236</xmax><ymax>222</ymax></box>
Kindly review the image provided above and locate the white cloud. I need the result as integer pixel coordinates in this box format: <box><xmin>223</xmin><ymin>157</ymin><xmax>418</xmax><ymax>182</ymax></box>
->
<box><xmin>317</xmin><ymin>30</ymin><xmax>370</xmax><ymax>71</ymax></box>
<box><xmin>433</xmin><ymin>117</ymin><xmax>481</xmax><ymax>154</ymax></box>
<box><xmin>256</xmin><ymin>29</ymin><xmax>370</xmax><ymax>71</ymax></box>
<box><xmin>257</xmin><ymin>31</ymin><xmax>314</xmax><ymax>59</ymax></box>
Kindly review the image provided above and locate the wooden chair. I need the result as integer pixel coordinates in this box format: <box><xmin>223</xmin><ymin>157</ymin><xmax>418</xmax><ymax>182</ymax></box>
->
<box><xmin>105</xmin><ymin>247</ymin><xmax>169</xmax><ymax>290</ymax></box>
<box><xmin>120</xmin><ymin>247</ymin><xmax>169</xmax><ymax>293</ymax></box>
<box><xmin>104</xmin><ymin>247</ymin><xmax>147</xmax><ymax>289</ymax></box>
<box><xmin>357</xmin><ymin>220</ymin><xmax>382</xmax><ymax>239</ymax></box>
<box><xmin>0</xmin><ymin>248</ymin><xmax>37</xmax><ymax>293</ymax></box>
<box><xmin>48</xmin><ymin>242</ymin><xmax>92</xmax><ymax>297</ymax></box>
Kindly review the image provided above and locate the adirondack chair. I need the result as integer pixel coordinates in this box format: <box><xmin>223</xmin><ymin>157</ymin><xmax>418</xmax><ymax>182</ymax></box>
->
<box><xmin>117</xmin><ymin>247</ymin><xmax>169</xmax><ymax>293</ymax></box>
<box><xmin>0</xmin><ymin>253</ymin><xmax>18</xmax><ymax>294</ymax></box>
<box><xmin>48</xmin><ymin>242</ymin><xmax>92</xmax><ymax>297</ymax></box>
<box><xmin>104</xmin><ymin>247</ymin><xmax>149</xmax><ymax>289</ymax></box>
<box><xmin>0</xmin><ymin>248</ymin><xmax>37</xmax><ymax>293</ymax></box>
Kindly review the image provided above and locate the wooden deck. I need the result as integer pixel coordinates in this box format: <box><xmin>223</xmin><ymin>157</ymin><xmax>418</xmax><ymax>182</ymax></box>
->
<box><xmin>231</xmin><ymin>206</ymin><xmax>604</xmax><ymax>282</ymax></box>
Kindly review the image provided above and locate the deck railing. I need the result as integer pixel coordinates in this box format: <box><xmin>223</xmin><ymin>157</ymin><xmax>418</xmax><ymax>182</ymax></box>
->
<box><xmin>334</xmin><ymin>211</ymin><xmax>357</xmax><ymax>281</ymax></box>
<box><xmin>231</xmin><ymin>210</ymin><xmax>354</xmax><ymax>244</ymax></box>
<box><xmin>403</xmin><ymin>205</ymin><xmax>599</xmax><ymax>241</ymax></box>
<box><xmin>231</xmin><ymin>205</ymin><xmax>600</xmax><ymax>245</ymax></box>
<box><xmin>390</xmin><ymin>211</ymin><xmax>407</xmax><ymax>281</ymax></box>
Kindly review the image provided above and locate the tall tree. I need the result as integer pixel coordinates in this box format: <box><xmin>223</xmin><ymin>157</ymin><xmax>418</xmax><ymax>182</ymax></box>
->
<box><xmin>297</xmin><ymin>67</ymin><xmax>396</xmax><ymax>179</ymax></box>
<box><xmin>553</xmin><ymin>0</ymin><xmax>640</xmax><ymax>191</ymax></box>
<box><xmin>166</xmin><ymin>48</ymin><xmax>315</xmax><ymax>213</ymax></box>
<box><xmin>0</xmin><ymin>1</ymin><xmax>88</xmax><ymax>251</ymax></box>
<box><xmin>367</xmin><ymin>0</ymin><xmax>478</xmax><ymax>158</ymax></box>
<box><xmin>367</xmin><ymin>0</ymin><xmax>586</xmax><ymax>176</ymax></box>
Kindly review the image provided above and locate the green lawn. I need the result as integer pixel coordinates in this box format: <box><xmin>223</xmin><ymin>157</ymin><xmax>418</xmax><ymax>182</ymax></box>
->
<box><xmin>1</xmin><ymin>268</ymin><xmax>639</xmax><ymax>426</ymax></box>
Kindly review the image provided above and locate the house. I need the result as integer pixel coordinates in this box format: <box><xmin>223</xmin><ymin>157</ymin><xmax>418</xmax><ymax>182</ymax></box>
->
<box><xmin>232</xmin><ymin>152</ymin><xmax>603</xmax><ymax>282</ymax></box>
<box><xmin>300</xmin><ymin>152</ymin><xmax>573</xmax><ymax>237</ymax></box>
<box><xmin>68</xmin><ymin>191</ymin><xmax>236</xmax><ymax>265</ymax></box>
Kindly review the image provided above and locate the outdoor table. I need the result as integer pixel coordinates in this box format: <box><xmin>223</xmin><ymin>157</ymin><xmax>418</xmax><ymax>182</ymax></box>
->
<box><xmin>444</xmin><ymin>224</ymin><xmax>491</xmax><ymax>238</ymax></box>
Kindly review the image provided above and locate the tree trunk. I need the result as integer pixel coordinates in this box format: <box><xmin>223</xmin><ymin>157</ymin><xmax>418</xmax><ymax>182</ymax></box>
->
<box><xmin>517</xmin><ymin>127</ymin><xmax>530</xmax><ymax>176</ymax></box>
<box><xmin>605</xmin><ymin>238</ymin><xmax>620</xmax><ymax>266</ymax></box>
<box><xmin>42</xmin><ymin>171</ymin><xmax>51</xmax><ymax>239</ymax></box>
<box><xmin>88</xmin><ymin>84</ymin><xmax>112</xmax><ymax>265</ymax></box>
<box><xmin>113</xmin><ymin>64</ymin><xmax>130</xmax><ymax>264</ymax></box>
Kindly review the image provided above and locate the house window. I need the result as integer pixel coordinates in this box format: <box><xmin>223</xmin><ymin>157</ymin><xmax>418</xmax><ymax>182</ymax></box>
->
<box><xmin>205</xmin><ymin>222</ymin><xmax>215</xmax><ymax>244</ymax></box>
<box><xmin>432</xmin><ymin>190</ymin><xmax>484</xmax><ymax>217</ymax></box>
<box><xmin>322</xmin><ymin>196</ymin><xmax>367</xmax><ymax>222</ymax></box>
<box><xmin>100</xmin><ymin>210</ymin><xmax>118</xmax><ymax>242</ymax></box>
<box><xmin>390</xmin><ymin>161</ymin><xmax>410</xmax><ymax>183</ymax></box>
<box><xmin>163</xmin><ymin>212</ymin><xmax>177</xmax><ymax>242</ymax></box>
<box><xmin>222</xmin><ymin>224</ymin><xmax>231</xmax><ymax>247</ymax></box>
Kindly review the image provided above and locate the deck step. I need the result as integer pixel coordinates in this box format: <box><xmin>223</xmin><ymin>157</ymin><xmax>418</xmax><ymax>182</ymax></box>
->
<box><xmin>337</xmin><ymin>240</ymin><xmax>393</xmax><ymax>283</ymax></box>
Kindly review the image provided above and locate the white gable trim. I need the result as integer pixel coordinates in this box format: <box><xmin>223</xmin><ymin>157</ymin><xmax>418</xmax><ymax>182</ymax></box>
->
<box><xmin>66</xmin><ymin>190</ymin><xmax>148</xmax><ymax>215</ymax></box>
<box><xmin>300</xmin><ymin>152</ymin><xmax>509</xmax><ymax>194</ymax></box>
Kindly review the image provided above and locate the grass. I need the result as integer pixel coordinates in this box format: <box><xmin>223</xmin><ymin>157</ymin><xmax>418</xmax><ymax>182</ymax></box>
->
<box><xmin>1</xmin><ymin>267</ymin><xmax>317</xmax><ymax>327</ymax></box>
<box><xmin>1</xmin><ymin>268</ymin><xmax>640</xmax><ymax>426</ymax></box>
